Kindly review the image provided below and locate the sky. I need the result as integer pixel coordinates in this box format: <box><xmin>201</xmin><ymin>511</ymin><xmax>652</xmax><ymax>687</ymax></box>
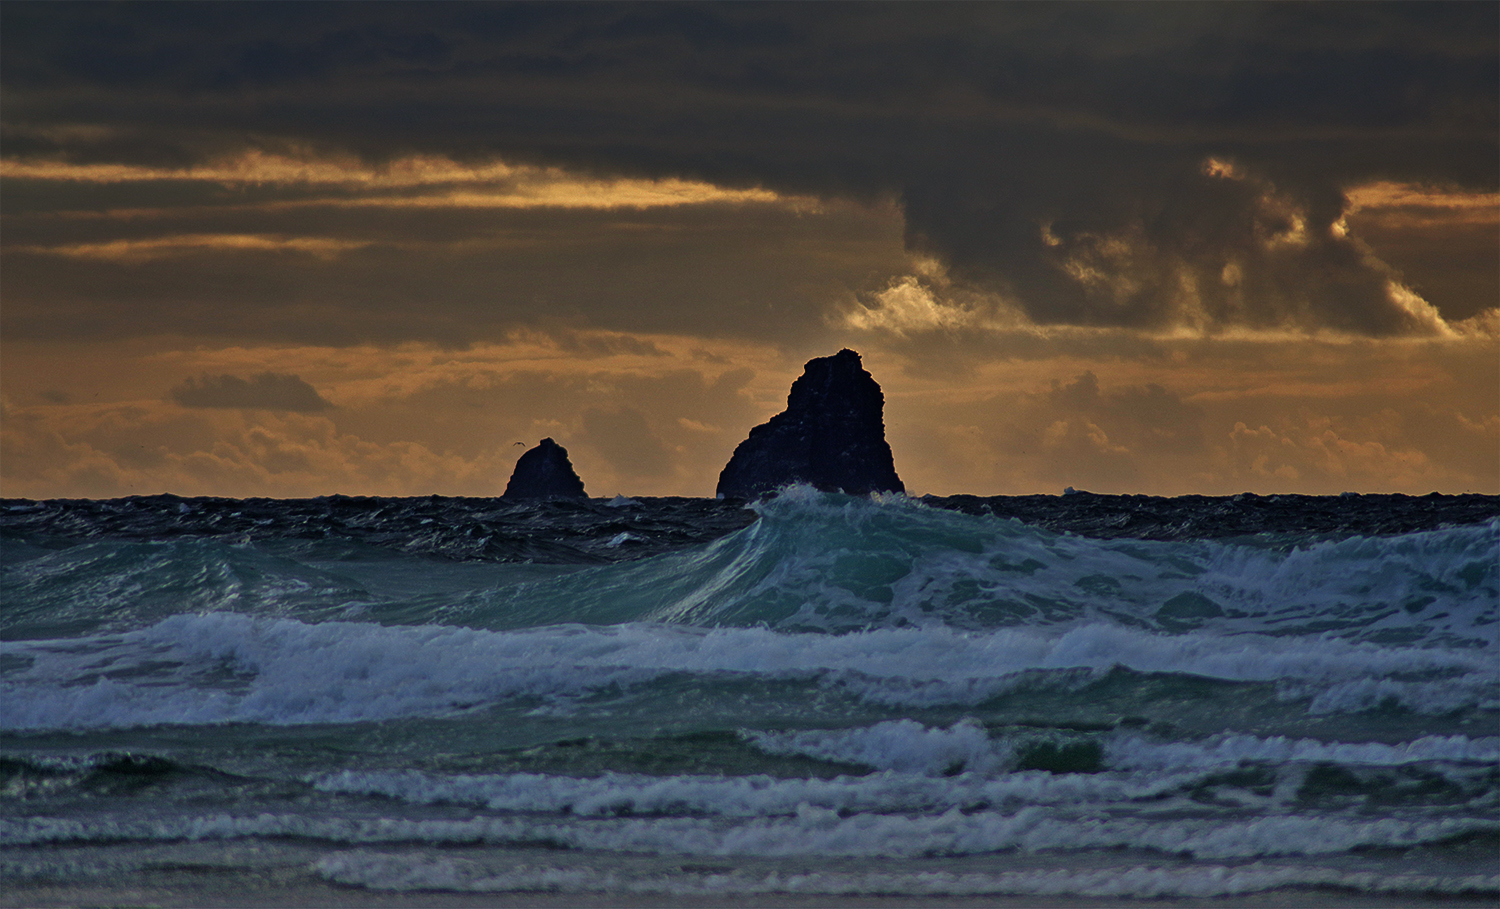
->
<box><xmin>2</xmin><ymin>1</ymin><xmax>1496</xmax><ymax>499</ymax></box>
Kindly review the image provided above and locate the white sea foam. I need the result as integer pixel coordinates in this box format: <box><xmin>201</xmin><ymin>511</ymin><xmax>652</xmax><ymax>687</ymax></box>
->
<box><xmin>313</xmin><ymin>851</ymin><xmax>1500</xmax><ymax>898</ymax></box>
<box><xmin>2</xmin><ymin>612</ymin><xmax>1495</xmax><ymax>730</ymax></box>
<box><xmin>1109</xmin><ymin>731</ymin><xmax>1500</xmax><ymax>772</ymax></box>
<box><xmin>1297</xmin><ymin>674</ymin><xmax>1500</xmax><ymax>715</ymax></box>
<box><xmin>4</xmin><ymin>806</ymin><xmax>1490</xmax><ymax>860</ymax></box>
<box><xmin>745</xmin><ymin>718</ymin><xmax>1010</xmax><ymax>774</ymax></box>
<box><xmin>311</xmin><ymin>763</ymin><xmax>1191</xmax><ymax>818</ymax></box>
<box><xmin>5</xmin><ymin>493</ymin><xmax>1494</xmax><ymax>903</ymax></box>
<box><xmin>742</xmin><ymin>720</ymin><xmax>1500</xmax><ymax>776</ymax></box>
<box><xmin>306</xmin><ymin>721</ymin><xmax>1496</xmax><ymax>823</ymax></box>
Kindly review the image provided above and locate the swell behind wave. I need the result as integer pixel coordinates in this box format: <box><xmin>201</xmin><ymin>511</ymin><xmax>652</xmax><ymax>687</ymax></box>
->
<box><xmin>440</xmin><ymin>491</ymin><xmax>1498</xmax><ymax>645</ymax></box>
<box><xmin>5</xmin><ymin>490</ymin><xmax>1495</xmax><ymax>647</ymax></box>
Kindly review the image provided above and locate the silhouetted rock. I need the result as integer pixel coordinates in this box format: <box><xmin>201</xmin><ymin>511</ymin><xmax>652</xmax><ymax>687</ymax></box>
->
<box><xmin>717</xmin><ymin>349</ymin><xmax>904</xmax><ymax>499</ymax></box>
<box><xmin>504</xmin><ymin>438</ymin><xmax>588</xmax><ymax>499</ymax></box>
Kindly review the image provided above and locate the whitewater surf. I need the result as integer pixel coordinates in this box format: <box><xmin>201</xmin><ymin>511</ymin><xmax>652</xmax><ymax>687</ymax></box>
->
<box><xmin>2</xmin><ymin>488</ymin><xmax>1496</xmax><ymax>905</ymax></box>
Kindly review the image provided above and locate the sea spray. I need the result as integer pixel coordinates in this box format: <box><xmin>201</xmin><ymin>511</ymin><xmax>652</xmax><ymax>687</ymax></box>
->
<box><xmin>3</xmin><ymin>490</ymin><xmax>1496</xmax><ymax>900</ymax></box>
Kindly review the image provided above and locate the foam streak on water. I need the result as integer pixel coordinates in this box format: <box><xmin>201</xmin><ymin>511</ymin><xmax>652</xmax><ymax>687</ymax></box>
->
<box><xmin>2</xmin><ymin>489</ymin><xmax>1496</xmax><ymax>900</ymax></box>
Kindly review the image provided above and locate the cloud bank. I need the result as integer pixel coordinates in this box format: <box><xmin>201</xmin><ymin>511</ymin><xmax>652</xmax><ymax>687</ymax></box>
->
<box><xmin>169</xmin><ymin>372</ymin><xmax>332</xmax><ymax>412</ymax></box>
<box><xmin>1</xmin><ymin>4</ymin><xmax>1494</xmax><ymax>498</ymax></box>
<box><xmin>4</xmin><ymin>3</ymin><xmax>1495</xmax><ymax>343</ymax></box>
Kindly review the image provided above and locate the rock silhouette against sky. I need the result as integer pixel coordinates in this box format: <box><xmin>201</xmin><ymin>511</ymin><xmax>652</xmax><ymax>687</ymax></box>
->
<box><xmin>717</xmin><ymin>349</ymin><xmax>904</xmax><ymax>499</ymax></box>
<box><xmin>503</xmin><ymin>438</ymin><xmax>588</xmax><ymax>499</ymax></box>
<box><xmin>1</xmin><ymin>5</ymin><xmax>1493</xmax><ymax>499</ymax></box>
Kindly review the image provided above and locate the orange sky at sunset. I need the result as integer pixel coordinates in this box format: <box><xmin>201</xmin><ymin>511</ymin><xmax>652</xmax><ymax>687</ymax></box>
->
<box><xmin>3</xmin><ymin>3</ymin><xmax>1495</xmax><ymax>499</ymax></box>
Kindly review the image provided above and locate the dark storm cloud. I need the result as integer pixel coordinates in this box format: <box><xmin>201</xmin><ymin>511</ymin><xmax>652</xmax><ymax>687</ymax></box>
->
<box><xmin>169</xmin><ymin>372</ymin><xmax>332</xmax><ymax>412</ymax></box>
<box><xmin>1342</xmin><ymin>200</ymin><xmax>1499</xmax><ymax>323</ymax></box>
<box><xmin>2</xmin><ymin>200</ymin><xmax>900</xmax><ymax>345</ymax></box>
<box><xmin>4</xmin><ymin>2</ymin><xmax>1495</xmax><ymax>336</ymax></box>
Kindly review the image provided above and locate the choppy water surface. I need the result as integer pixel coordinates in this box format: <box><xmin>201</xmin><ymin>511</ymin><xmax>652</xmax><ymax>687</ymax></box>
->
<box><xmin>3</xmin><ymin>489</ymin><xmax>1497</xmax><ymax>901</ymax></box>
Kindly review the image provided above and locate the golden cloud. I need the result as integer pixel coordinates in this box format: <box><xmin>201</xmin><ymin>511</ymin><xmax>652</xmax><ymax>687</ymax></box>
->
<box><xmin>17</xmin><ymin>234</ymin><xmax>373</xmax><ymax>261</ymax></box>
<box><xmin>2</xmin><ymin>151</ymin><xmax>798</xmax><ymax>211</ymax></box>
<box><xmin>1343</xmin><ymin>182</ymin><xmax>1500</xmax><ymax>216</ymax></box>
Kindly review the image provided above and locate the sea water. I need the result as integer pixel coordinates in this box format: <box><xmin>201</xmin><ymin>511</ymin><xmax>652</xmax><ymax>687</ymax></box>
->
<box><xmin>2</xmin><ymin>488</ymin><xmax>1496</xmax><ymax>902</ymax></box>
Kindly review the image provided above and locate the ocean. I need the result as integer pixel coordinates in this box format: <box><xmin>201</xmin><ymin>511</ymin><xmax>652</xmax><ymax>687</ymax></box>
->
<box><xmin>2</xmin><ymin>488</ymin><xmax>1497</xmax><ymax>906</ymax></box>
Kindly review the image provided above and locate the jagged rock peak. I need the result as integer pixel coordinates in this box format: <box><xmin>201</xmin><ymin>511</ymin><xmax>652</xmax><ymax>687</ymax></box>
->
<box><xmin>716</xmin><ymin>349</ymin><xmax>904</xmax><ymax>499</ymax></box>
<box><xmin>503</xmin><ymin>438</ymin><xmax>588</xmax><ymax>499</ymax></box>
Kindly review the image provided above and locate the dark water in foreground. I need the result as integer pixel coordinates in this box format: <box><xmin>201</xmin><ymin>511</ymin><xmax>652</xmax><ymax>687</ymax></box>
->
<box><xmin>2</xmin><ymin>489</ymin><xmax>1497</xmax><ymax>902</ymax></box>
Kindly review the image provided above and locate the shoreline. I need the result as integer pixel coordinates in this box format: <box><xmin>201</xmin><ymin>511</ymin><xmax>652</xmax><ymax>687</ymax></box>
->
<box><xmin>5</xmin><ymin>873</ymin><xmax>1495</xmax><ymax>909</ymax></box>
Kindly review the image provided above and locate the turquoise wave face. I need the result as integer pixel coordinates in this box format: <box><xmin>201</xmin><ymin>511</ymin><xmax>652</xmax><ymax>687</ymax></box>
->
<box><xmin>3</xmin><ymin>491</ymin><xmax>1495</xmax><ymax>734</ymax></box>
<box><xmin>0</xmin><ymin>539</ymin><xmax>378</xmax><ymax>640</ymax></box>
<box><xmin>4</xmin><ymin>489</ymin><xmax>1496</xmax><ymax>648</ymax></box>
<box><xmin>3</xmin><ymin>491</ymin><xmax>1497</xmax><ymax>901</ymax></box>
<box><xmin>429</xmin><ymin>490</ymin><xmax>1498</xmax><ymax>645</ymax></box>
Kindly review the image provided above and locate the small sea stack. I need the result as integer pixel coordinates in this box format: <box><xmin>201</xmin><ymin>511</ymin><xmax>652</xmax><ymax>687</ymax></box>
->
<box><xmin>716</xmin><ymin>348</ymin><xmax>904</xmax><ymax>499</ymax></box>
<box><xmin>503</xmin><ymin>438</ymin><xmax>588</xmax><ymax>499</ymax></box>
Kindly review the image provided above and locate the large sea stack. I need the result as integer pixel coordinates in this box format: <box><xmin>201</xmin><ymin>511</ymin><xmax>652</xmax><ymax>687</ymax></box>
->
<box><xmin>716</xmin><ymin>349</ymin><xmax>904</xmax><ymax>499</ymax></box>
<box><xmin>503</xmin><ymin>438</ymin><xmax>588</xmax><ymax>499</ymax></box>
